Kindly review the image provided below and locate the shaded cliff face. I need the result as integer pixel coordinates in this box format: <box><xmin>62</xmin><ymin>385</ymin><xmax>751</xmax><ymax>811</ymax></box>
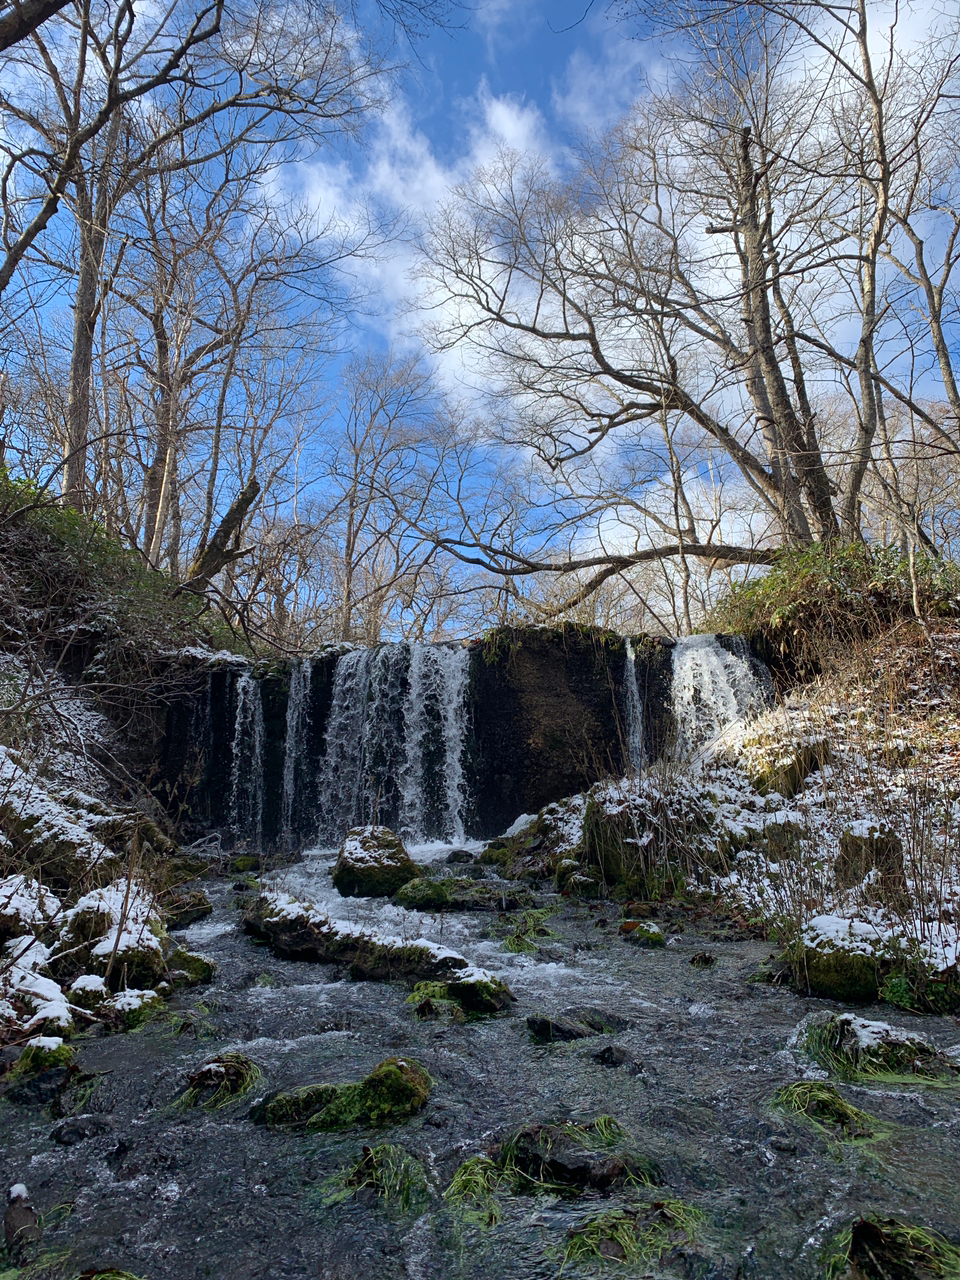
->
<box><xmin>466</xmin><ymin>628</ymin><xmax>674</xmax><ymax>837</ymax></box>
<box><xmin>157</xmin><ymin>628</ymin><xmax>680</xmax><ymax>849</ymax></box>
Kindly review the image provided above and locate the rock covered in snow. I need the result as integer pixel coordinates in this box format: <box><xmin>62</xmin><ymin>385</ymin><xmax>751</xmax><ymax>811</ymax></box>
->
<box><xmin>331</xmin><ymin>826</ymin><xmax>422</xmax><ymax>898</ymax></box>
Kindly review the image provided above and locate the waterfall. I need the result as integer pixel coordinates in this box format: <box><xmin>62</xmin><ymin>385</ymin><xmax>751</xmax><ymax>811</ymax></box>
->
<box><xmin>280</xmin><ymin>657</ymin><xmax>312</xmax><ymax>847</ymax></box>
<box><xmin>229</xmin><ymin>671</ymin><xmax>264</xmax><ymax>844</ymax></box>
<box><xmin>399</xmin><ymin>643</ymin><xmax>470</xmax><ymax>843</ymax></box>
<box><xmin>316</xmin><ymin>648</ymin><xmax>372</xmax><ymax>843</ymax></box>
<box><xmin>671</xmin><ymin>635</ymin><xmax>774</xmax><ymax>755</ymax></box>
<box><xmin>623</xmin><ymin>637</ymin><xmax>645</xmax><ymax>772</ymax></box>
<box><xmin>315</xmin><ymin>642</ymin><xmax>471</xmax><ymax>845</ymax></box>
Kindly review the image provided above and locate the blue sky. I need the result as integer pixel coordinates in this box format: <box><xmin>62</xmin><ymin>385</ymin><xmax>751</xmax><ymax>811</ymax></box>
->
<box><xmin>300</xmin><ymin>0</ymin><xmax>659</xmax><ymax>360</ymax></box>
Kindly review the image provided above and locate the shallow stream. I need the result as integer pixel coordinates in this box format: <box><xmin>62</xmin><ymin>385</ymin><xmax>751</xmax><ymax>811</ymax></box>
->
<box><xmin>4</xmin><ymin>846</ymin><xmax>960</xmax><ymax>1280</ymax></box>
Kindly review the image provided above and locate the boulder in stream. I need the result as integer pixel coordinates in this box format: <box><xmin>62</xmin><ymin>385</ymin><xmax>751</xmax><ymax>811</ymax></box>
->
<box><xmin>332</xmin><ymin>827</ymin><xmax>421</xmax><ymax>897</ymax></box>
<box><xmin>794</xmin><ymin>1011</ymin><xmax>960</xmax><ymax>1081</ymax></box>
<box><xmin>244</xmin><ymin>891</ymin><xmax>512</xmax><ymax>1000</ymax></box>
<box><xmin>393</xmin><ymin>876</ymin><xmax>534</xmax><ymax>913</ymax></box>
<box><xmin>496</xmin><ymin>1118</ymin><xmax>661</xmax><ymax>1192</ymax></box>
<box><xmin>304</xmin><ymin>1057</ymin><xmax>432</xmax><ymax>1130</ymax></box>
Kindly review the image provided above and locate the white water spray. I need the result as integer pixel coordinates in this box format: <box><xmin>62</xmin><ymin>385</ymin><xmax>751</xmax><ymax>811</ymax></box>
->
<box><xmin>671</xmin><ymin>635</ymin><xmax>774</xmax><ymax>756</ymax></box>
<box><xmin>624</xmin><ymin>637</ymin><xmax>645</xmax><ymax>772</ymax></box>
<box><xmin>229</xmin><ymin>671</ymin><xmax>264</xmax><ymax>844</ymax></box>
<box><xmin>280</xmin><ymin>657</ymin><xmax>312</xmax><ymax>847</ymax></box>
<box><xmin>316</xmin><ymin>643</ymin><xmax>471</xmax><ymax>845</ymax></box>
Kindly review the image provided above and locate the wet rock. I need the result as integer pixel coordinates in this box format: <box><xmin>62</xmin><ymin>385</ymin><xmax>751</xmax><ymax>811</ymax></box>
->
<box><xmin>4</xmin><ymin>1066</ymin><xmax>75</xmax><ymax>1107</ymax></box>
<box><xmin>304</xmin><ymin>1057</ymin><xmax>432</xmax><ymax>1131</ymax></box>
<box><xmin>498</xmin><ymin>1120</ymin><xmax>661</xmax><ymax>1192</ymax></box>
<box><xmin>690</xmin><ymin>952</ymin><xmax>715</xmax><ymax>968</ymax></box>
<box><xmin>50</xmin><ymin>1113</ymin><xmax>113</xmax><ymax>1145</ymax></box>
<box><xmin>592</xmin><ymin>1045</ymin><xmax>643</xmax><ymax>1075</ymax></box>
<box><xmin>619</xmin><ymin>920</ymin><xmax>666</xmax><ymax>948</ymax></box>
<box><xmin>445</xmin><ymin>848</ymin><xmax>475</xmax><ymax>864</ymax></box>
<box><xmin>561</xmin><ymin>1006</ymin><xmax>632</xmax><ymax>1033</ymax></box>
<box><xmin>393</xmin><ymin>876</ymin><xmax>534</xmax><ymax>913</ymax></box>
<box><xmin>527</xmin><ymin>1014</ymin><xmax>601</xmax><ymax>1042</ymax></box>
<box><xmin>332</xmin><ymin>827</ymin><xmax>421</xmax><ymax>898</ymax></box>
<box><xmin>796</xmin><ymin>1012</ymin><xmax>960</xmax><ymax>1080</ymax></box>
<box><xmin>250</xmin><ymin>1082</ymin><xmax>339</xmax><ymax>1127</ymax></box>
<box><xmin>163</xmin><ymin>889</ymin><xmax>214</xmax><ymax>930</ymax></box>
<box><xmin>244</xmin><ymin>891</ymin><xmax>476</xmax><ymax>985</ymax></box>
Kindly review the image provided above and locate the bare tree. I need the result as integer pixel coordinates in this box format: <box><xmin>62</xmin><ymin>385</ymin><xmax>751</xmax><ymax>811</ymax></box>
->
<box><xmin>417</xmin><ymin>0</ymin><xmax>960</xmax><ymax>612</ymax></box>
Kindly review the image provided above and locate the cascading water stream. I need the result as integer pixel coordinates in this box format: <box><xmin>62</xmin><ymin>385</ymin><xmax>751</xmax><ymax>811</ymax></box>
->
<box><xmin>623</xmin><ymin>637</ymin><xmax>645</xmax><ymax>773</ymax></box>
<box><xmin>280</xmin><ymin>657</ymin><xmax>312</xmax><ymax>848</ymax></box>
<box><xmin>670</xmin><ymin>634</ymin><xmax>774</xmax><ymax>756</ymax></box>
<box><xmin>315</xmin><ymin>642</ymin><xmax>471</xmax><ymax>846</ymax></box>
<box><xmin>399</xmin><ymin>642</ymin><xmax>470</xmax><ymax>843</ymax></box>
<box><xmin>229</xmin><ymin>670</ymin><xmax>264</xmax><ymax>844</ymax></box>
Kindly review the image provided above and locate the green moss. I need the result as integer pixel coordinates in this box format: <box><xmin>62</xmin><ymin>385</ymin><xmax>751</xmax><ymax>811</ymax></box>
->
<box><xmin>322</xmin><ymin>1143</ymin><xmax>429</xmax><ymax>1211</ymax></box>
<box><xmin>620</xmin><ymin>920</ymin><xmax>666</xmax><ymax>948</ymax></box>
<box><xmin>443</xmin><ymin>1155</ymin><xmax>505</xmax><ymax>1227</ymax></box>
<box><xmin>561</xmin><ymin>1199</ymin><xmax>704</xmax><ymax>1269</ymax></box>
<box><xmin>802</xmin><ymin>1014</ymin><xmax>960</xmax><ymax>1083</ymax></box>
<box><xmin>166</xmin><ymin>948</ymin><xmax>217</xmax><ymax>987</ymax></box>
<box><xmin>792</xmin><ymin>945</ymin><xmax>881</xmax><ymax>1002</ymax></box>
<box><xmin>181</xmin><ymin>1051</ymin><xmax>263</xmax><ymax>1109</ymax></box>
<box><xmin>250</xmin><ymin>1082</ymin><xmax>339</xmax><ymax>1126</ymax></box>
<box><xmin>772</xmin><ymin>1082</ymin><xmax>876</xmax><ymax>1141</ymax></box>
<box><xmin>823</xmin><ymin>1217</ymin><xmax>960</xmax><ymax>1280</ymax></box>
<box><xmin>305</xmin><ymin>1057</ymin><xmax>432</xmax><ymax>1131</ymax></box>
<box><xmin>12</xmin><ymin>1041</ymin><xmax>75</xmax><ymax>1076</ymax></box>
<box><xmin>229</xmin><ymin>855</ymin><xmax>260</xmax><ymax>874</ymax></box>
<box><xmin>498</xmin><ymin>906</ymin><xmax>559</xmax><ymax>954</ymax></box>
<box><xmin>406</xmin><ymin>980</ymin><xmax>464</xmax><ymax>1021</ymax></box>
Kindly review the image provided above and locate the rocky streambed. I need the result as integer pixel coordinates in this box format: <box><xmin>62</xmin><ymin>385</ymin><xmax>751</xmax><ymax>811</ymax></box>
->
<box><xmin>3</xmin><ymin>845</ymin><xmax>960</xmax><ymax>1280</ymax></box>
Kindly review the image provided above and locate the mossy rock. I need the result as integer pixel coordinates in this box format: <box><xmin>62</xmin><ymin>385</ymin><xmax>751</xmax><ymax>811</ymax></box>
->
<box><xmin>305</xmin><ymin>1057</ymin><xmax>432</xmax><ymax>1131</ymax></box>
<box><xmin>620</xmin><ymin>921</ymin><xmax>666</xmax><ymax>949</ymax></box>
<box><xmin>67</xmin><ymin>974</ymin><xmax>109</xmax><ymax>1011</ymax></box>
<box><xmin>497</xmin><ymin>1119</ymin><xmax>661</xmax><ymax>1193</ymax></box>
<box><xmin>244</xmin><ymin>895</ymin><xmax>470</xmax><ymax>984</ymax></box>
<box><xmin>582</xmin><ymin>798</ymin><xmax>678</xmax><ymax>898</ymax></box>
<box><xmin>836</xmin><ymin>825</ymin><xmax>905</xmax><ymax>893</ymax></box>
<box><xmin>105</xmin><ymin>989</ymin><xmax>165</xmax><ymax>1030</ymax></box>
<box><xmin>825</xmin><ymin>1216</ymin><xmax>960</xmax><ymax>1279</ymax></box>
<box><xmin>394</xmin><ymin>877</ymin><xmax>534</xmax><ymax>913</ymax></box>
<box><xmin>13</xmin><ymin>1039</ymin><xmax>76</xmax><ymax>1076</ymax></box>
<box><xmin>799</xmin><ymin>1012</ymin><xmax>960</xmax><ymax>1081</ymax></box>
<box><xmin>250</xmin><ymin>1082</ymin><xmax>339</xmax><ymax>1126</ymax></box>
<box><xmin>166</xmin><ymin>947</ymin><xmax>217</xmax><ymax>987</ymax></box>
<box><xmin>750</xmin><ymin>739</ymin><xmax>831</xmax><ymax>798</ymax></box>
<box><xmin>162</xmin><ymin>889</ymin><xmax>214</xmax><ymax>930</ymax></box>
<box><xmin>332</xmin><ymin>827</ymin><xmax>421</xmax><ymax>898</ymax></box>
<box><xmin>229</xmin><ymin>855</ymin><xmax>260</xmax><ymax>875</ymax></box>
<box><xmin>443</xmin><ymin>974</ymin><xmax>514</xmax><ymax>1014</ymax></box>
<box><xmin>792</xmin><ymin>945</ymin><xmax>881</xmax><ymax>1003</ymax></box>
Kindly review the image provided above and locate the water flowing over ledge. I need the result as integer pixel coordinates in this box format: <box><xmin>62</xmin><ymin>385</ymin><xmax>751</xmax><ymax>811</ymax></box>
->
<box><xmin>163</xmin><ymin>628</ymin><xmax>774</xmax><ymax>850</ymax></box>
